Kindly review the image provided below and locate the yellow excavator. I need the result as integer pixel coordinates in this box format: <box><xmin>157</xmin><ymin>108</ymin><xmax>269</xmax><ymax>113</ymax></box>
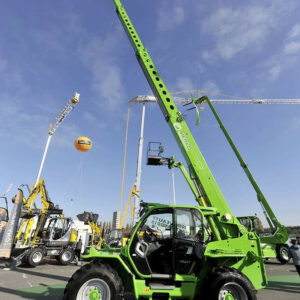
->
<box><xmin>10</xmin><ymin>180</ymin><xmax>79</xmax><ymax>267</ymax></box>
<box><xmin>76</xmin><ymin>212</ymin><xmax>104</xmax><ymax>249</ymax></box>
<box><xmin>15</xmin><ymin>179</ymin><xmax>63</xmax><ymax>247</ymax></box>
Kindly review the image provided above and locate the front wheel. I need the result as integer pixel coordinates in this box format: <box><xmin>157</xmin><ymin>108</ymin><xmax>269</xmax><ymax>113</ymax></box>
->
<box><xmin>63</xmin><ymin>261</ymin><xmax>123</xmax><ymax>300</ymax></box>
<box><xmin>276</xmin><ymin>244</ymin><xmax>290</xmax><ymax>264</ymax></box>
<box><xmin>202</xmin><ymin>267</ymin><xmax>257</xmax><ymax>300</ymax></box>
<box><xmin>58</xmin><ymin>248</ymin><xmax>75</xmax><ymax>265</ymax></box>
<box><xmin>26</xmin><ymin>248</ymin><xmax>44</xmax><ymax>267</ymax></box>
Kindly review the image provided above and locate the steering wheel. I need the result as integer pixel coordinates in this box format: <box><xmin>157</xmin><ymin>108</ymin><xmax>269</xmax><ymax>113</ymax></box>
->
<box><xmin>143</xmin><ymin>225</ymin><xmax>159</xmax><ymax>243</ymax></box>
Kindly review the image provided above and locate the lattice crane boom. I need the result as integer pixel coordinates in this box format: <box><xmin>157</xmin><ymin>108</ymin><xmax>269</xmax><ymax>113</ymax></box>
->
<box><xmin>130</xmin><ymin>95</ymin><xmax>300</xmax><ymax>105</ymax></box>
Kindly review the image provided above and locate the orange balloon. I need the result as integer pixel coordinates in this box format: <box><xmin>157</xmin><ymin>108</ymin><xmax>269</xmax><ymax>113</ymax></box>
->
<box><xmin>74</xmin><ymin>137</ymin><xmax>92</xmax><ymax>152</ymax></box>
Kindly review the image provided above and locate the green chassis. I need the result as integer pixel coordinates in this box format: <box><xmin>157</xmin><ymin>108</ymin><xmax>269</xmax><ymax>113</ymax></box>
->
<box><xmin>83</xmin><ymin>203</ymin><xmax>267</xmax><ymax>299</ymax></box>
<box><xmin>237</xmin><ymin>215</ymin><xmax>289</xmax><ymax>261</ymax></box>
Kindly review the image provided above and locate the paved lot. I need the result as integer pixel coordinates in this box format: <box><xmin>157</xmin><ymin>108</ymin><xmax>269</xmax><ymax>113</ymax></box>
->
<box><xmin>0</xmin><ymin>259</ymin><xmax>299</xmax><ymax>299</ymax></box>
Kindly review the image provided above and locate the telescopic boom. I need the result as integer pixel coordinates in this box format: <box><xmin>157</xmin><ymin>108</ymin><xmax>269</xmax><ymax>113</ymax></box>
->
<box><xmin>113</xmin><ymin>0</ymin><xmax>245</xmax><ymax>238</ymax></box>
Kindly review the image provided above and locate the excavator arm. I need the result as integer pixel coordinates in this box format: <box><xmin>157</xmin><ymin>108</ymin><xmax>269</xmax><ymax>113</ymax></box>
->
<box><xmin>15</xmin><ymin>179</ymin><xmax>63</xmax><ymax>247</ymax></box>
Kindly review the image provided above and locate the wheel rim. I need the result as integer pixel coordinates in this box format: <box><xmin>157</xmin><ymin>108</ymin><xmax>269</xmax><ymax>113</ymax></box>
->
<box><xmin>62</xmin><ymin>251</ymin><xmax>72</xmax><ymax>262</ymax></box>
<box><xmin>218</xmin><ymin>282</ymin><xmax>248</xmax><ymax>300</ymax></box>
<box><xmin>76</xmin><ymin>278</ymin><xmax>111</xmax><ymax>300</ymax></box>
<box><xmin>32</xmin><ymin>251</ymin><xmax>43</xmax><ymax>263</ymax></box>
<box><xmin>280</xmin><ymin>248</ymin><xmax>289</xmax><ymax>261</ymax></box>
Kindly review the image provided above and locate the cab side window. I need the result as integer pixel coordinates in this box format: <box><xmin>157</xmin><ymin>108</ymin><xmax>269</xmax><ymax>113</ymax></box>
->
<box><xmin>139</xmin><ymin>212</ymin><xmax>173</xmax><ymax>240</ymax></box>
<box><xmin>175</xmin><ymin>209</ymin><xmax>204</xmax><ymax>241</ymax></box>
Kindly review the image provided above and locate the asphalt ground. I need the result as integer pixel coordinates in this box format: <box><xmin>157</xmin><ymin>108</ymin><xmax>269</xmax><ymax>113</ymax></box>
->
<box><xmin>0</xmin><ymin>259</ymin><xmax>299</xmax><ymax>299</ymax></box>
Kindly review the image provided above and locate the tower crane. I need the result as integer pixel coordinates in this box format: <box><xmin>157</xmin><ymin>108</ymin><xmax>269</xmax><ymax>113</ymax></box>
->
<box><xmin>128</xmin><ymin>93</ymin><xmax>300</xmax><ymax>224</ymax></box>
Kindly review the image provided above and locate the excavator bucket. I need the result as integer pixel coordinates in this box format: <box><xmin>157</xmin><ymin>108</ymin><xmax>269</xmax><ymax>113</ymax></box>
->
<box><xmin>77</xmin><ymin>211</ymin><xmax>99</xmax><ymax>224</ymax></box>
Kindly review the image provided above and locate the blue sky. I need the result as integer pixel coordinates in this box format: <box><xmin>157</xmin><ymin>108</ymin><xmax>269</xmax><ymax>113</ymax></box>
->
<box><xmin>1</xmin><ymin>0</ymin><xmax>300</xmax><ymax>226</ymax></box>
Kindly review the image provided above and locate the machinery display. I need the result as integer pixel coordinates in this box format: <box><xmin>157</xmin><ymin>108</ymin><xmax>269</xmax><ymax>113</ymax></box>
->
<box><xmin>145</xmin><ymin>94</ymin><xmax>289</xmax><ymax>264</ymax></box>
<box><xmin>15</xmin><ymin>179</ymin><xmax>64</xmax><ymax>248</ymax></box>
<box><xmin>77</xmin><ymin>211</ymin><xmax>103</xmax><ymax>249</ymax></box>
<box><xmin>0</xmin><ymin>180</ymin><xmax>79</xmax><ymax>267</ymax></box>
<box><xmin>195</xmin><ymin>96</ymin><xmax>289</xmax><ymax>264</ymax></box>
<box><xmin>23</xmin><ymin>215</ymin><xmax>78</xmax><ymax>267</ymax></box>
<box><xmin>1</xmin><ymin>92</ymin><xmax>82</xmax><ymax>267</ymax></box>
<box><xmin>63</xmin><ymin>1</ymin><xmax>267</xmax><ymax>299</ymax></box>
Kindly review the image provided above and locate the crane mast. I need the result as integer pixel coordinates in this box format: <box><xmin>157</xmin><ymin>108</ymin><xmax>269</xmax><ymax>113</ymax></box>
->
<box><xmin>113</xmin><ymin>0</ymin><xmax>244</xmax><ymax>238</ymax></box>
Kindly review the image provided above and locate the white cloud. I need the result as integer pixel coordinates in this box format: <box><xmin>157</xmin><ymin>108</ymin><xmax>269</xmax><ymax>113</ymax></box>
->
<box><xmin>83</xmin><ymin>111</ymin><xmax>106</xmax><ymax>129</ymax></box>
<box><xmin>78</xmin><ymin>27</ymin><xmax>125</xmax><ymax>112</ymax></box>
<box><xmin>0</xmin><ymin>93</ymin><xmax>80</xmax><ymax>149</ymax></box>
<box><xmin>268</xmin><ymin>64</ymin><xmax>282</xmax><ymax>81</ymax></box>
<box><xmin>201</xmin><ymin>1</ymin><xmax>292</xmax><ymax>61</ymax></box>
<box><xmin>288</xmin><ymin>24</ymin><xmax>300</xmax><ymax>39</ymax></box>
<box><xmin>31</xmin><ymin>14</ymin><xmax>126</xmax><ymax>113</ymax></box>
<box><xmin>53</xmin><ymin>124</ymin><xmax>81</xmax><ymax>148</ymax></box>
<box><xmin>283</xmin><ymin>41</ymin><xmax>300</xmax><ymax>54</ymax></box>
<box><xmin>157</xmin><ymin>1</ymin><xmax>185</xmax><ymax>32</ymax></box>
<box><xmin>264</xmin><ymin>20</ymin><xmax>300</xmax><ymax>81</ymax></box>
<box><xmin>201</xmin><ymin>81</ymin><xmax>220</xmax><ymax>95</ymax></box>
<box><xmin>176</xmin><ymin>76</ymin><xmax>194</xmax><ymax>91</ymax></box>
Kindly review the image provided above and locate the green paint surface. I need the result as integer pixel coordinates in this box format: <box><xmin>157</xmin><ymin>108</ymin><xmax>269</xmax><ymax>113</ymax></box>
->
<box><xmin>13</xmin><ymin>275</ymin><xmax>300</xmax><ymax>299</ymax></box>
<box><xmin>268</xmin><ymin>275</ymin><xmax>300</xmax><ymax>284</ymax></box>
<box><xmin>16</xmin><ymin>283</ymin><xmax>66</xmax><ymax>299</ymax></box>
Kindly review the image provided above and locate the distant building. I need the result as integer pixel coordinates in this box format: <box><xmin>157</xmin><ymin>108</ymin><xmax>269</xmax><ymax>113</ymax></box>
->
<box><xmin>112</xmin><ymin>211</ymin><xmax>121</xmax><ymax>230</ymax></box>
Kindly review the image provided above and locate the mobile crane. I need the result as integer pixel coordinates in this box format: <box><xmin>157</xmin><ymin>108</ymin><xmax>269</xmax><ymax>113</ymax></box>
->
<box><xmin>64</xmin><ymin>1</ymin><xmax>267</xmax><ymax>299</ymax></box>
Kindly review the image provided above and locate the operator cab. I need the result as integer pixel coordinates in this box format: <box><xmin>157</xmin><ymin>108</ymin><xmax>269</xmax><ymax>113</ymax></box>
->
<box><xmin>238</xmin><ymin>216</ymin><xmax>265</xmax><ymax>235</ymax></box>
<box><xmin>43</xmin><ymin>217</ymin><xmax>74</xmax><ymax>246</ymax></box>
<box><xmin>129</xmin><ymin>205</ymin><xmax>206</xmax><ymax>277</ymax></box>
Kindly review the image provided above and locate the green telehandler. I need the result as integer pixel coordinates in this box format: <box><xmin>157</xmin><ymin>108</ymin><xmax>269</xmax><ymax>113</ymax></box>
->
<box><xmin>64</xmin><ymin>1</ymin><xmax>267</xmax><ymax>299</ymax></box>
<box><xmin>151</xmin><ymin>93</ymin><xmax>289</xmax><ymax>265</ymax></box>
<box><xmin>194</xmin><ymin>96</ymin><xmax>289</xmax><ymax>264</ymax></box>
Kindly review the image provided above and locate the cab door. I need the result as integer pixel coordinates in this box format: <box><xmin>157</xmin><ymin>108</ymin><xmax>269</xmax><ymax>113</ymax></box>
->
<box><xmin>173</xmin><ymin>208</ymin><xmax>205</xmax><ymax>274</ymax></box>
<box><xmin>129</xmin><ymin>208</ymin><xmax>174</xmax><ymax>275</ymax></box>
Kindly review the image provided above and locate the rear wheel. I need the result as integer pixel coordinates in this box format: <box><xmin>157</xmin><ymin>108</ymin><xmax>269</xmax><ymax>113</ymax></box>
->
<box><xmin>27</xmin><ymin>248</ymin><xmax>44</xmax><ymax>267</ymax></box>
<box><xmin>63</xmin><ymin>261</ymin><xmax>123</xmax><ymax>300</ymax></box>
<box><xmin>276</xmin><ymin>244</ymin><xmax>290</xmax><ymax>264</ymax></box>
<box><xmin>202</xmin><ymin>267</ymin><xmax>257</xmax><ymax>300</ymax></box>
<box><xmin>58</xmin><ymin>248</ymin><xmax>75</xmax><ymax>265</ymax></box>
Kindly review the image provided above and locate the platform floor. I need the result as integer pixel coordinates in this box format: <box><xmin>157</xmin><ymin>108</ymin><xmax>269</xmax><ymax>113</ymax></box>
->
<box><xmin>0</xmin><ymin>259</ymin><xmax>299</xmax><ymax>299</ymax></box>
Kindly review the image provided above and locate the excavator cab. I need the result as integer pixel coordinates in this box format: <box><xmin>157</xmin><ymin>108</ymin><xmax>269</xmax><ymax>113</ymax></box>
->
<box><xmin>43</xmin><ymin>217</ymin><xmax>75</xmax><ymax>246</ymax></box>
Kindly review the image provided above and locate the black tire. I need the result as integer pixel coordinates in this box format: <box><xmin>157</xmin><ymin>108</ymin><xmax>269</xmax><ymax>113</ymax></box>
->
<box><xmin>276</xmin><ymin>244</ymin><xmax>290</xmax><ymax>264</ymax></box>
<box><xmin>64</xmin><ymin>261</ymin><xmax>123</xmax><ymax>300</ymax></box>
<box><xmin>202</xmin><ymin>267</ymin><xmax>257</xmax><ymax>300</ymax></box>
<box><xmin>58</xmin><ymin>248</ymin><xmax>75</xmax><ymax>265</ymax></box>
<box><xmin>27</xmin><ymin>248</ymin><xmax>44</xmax><ymax>267</ymax></box>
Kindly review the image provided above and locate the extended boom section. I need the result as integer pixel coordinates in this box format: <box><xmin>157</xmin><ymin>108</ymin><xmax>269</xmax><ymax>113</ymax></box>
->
<box><xmin>114</xmin><ymin>0</ymin><xmax>245</xmax><ymax>238</ymax></box>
